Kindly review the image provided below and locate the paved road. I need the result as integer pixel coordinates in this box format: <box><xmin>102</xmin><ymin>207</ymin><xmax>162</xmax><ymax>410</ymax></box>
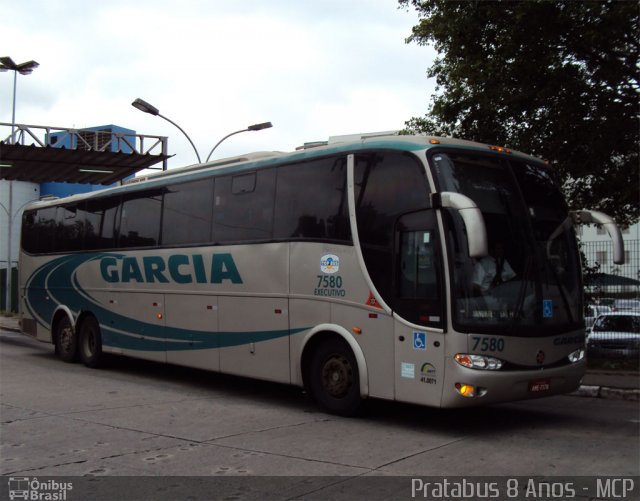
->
<box><xmin>1</xmin><ymin>329</ymin><xmax>639</xmax><ymax>499</ymax></box>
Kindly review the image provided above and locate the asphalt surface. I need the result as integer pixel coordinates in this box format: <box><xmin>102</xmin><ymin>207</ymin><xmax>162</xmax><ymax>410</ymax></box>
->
<box><xmin>1</xmin><ymin>316</ymin><xmax>639</xmax><ymax>500</ymax></box>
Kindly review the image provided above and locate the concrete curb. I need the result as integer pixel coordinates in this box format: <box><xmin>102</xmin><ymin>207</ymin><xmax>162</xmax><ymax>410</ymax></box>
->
<box><xmin>571</xmin><ymin>385</ymin><xmax>640</xmax><ymax>401</ymax></box>
<box><xmin>0</xmin><ymin>322</ymin><xmax>20</xmax><ymax>333</ymax></box>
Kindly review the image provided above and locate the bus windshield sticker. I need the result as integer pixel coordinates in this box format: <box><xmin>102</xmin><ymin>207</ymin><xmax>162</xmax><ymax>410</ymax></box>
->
<box><xmin>543</xmin><ymin>299</ymin><xmax>553</xmax><ymax>318</ymax></box>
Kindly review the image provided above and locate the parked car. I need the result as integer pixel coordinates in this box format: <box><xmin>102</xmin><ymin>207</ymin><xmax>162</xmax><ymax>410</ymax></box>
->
<box><xmin>587</xmin><ymin>312</ymin><xmax>640</xmax><ymax>358</ymax></box>
<box><xmin>585</xmin><ymin>304</ymin><xmax>612</xmax><ymax>327</ymax></box>
<box><xmin>612</xmin><ymin>299</ymin><xmax>640</xmax><ymax>312</ymax></box>
<box><xmin>597</xmin><ymin>297</ymin><xmax>616</xmax><ymax>307</ymax></box>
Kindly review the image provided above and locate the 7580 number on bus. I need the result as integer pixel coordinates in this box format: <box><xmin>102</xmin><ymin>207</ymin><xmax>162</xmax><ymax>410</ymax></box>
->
<box><xmin>472</xmin><ymin>336</ymin><xmax>505</xmax><ymax>352</ymax></box>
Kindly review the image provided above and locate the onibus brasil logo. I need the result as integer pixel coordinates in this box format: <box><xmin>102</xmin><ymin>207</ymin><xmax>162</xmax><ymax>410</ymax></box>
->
<box><xmin>8</xmin><ymin>477</ymin><xmax>72</xmax><ymax>500</ymax></box>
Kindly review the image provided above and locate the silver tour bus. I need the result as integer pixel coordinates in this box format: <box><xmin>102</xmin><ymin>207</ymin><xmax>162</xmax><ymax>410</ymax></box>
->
<box><xmin>18</xmin><ymin>134</ymin><xmax>624</xmax><ymax>414</ymax></box>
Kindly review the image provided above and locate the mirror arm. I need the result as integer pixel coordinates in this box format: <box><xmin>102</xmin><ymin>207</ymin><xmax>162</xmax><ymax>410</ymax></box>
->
<box><xmin>571</xmin><ymin>210</ymin><xmax>625</xmax><ymax>264</ymax></box>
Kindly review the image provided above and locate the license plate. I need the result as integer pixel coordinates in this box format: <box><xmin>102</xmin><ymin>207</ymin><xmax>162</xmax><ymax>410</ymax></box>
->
<box><xmin>529</xmin><ymin>379</ymin><xmax>551</xmax><ymax>393</ymax></box>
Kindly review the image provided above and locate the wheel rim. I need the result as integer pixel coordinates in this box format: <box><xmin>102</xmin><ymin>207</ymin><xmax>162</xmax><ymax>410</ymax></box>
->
<box><xmin>83</xmin><ymin>327</ymin><xmax>96</xmax><ymax>357</ymax></box>
<box><xmin>321</xmin><ymin>354</ymin><xmax>353</xmax><ymax>398</ymax></box>
<box><xmin>59</xmin><ymin>325</ymin><xmax>74</xmax><ymax>354</ymax></box>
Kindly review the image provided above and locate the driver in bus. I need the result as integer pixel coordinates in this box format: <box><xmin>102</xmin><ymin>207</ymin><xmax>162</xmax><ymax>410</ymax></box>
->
<box><xmin>472</xmin><ymin>241</ymin><xmax>516</xmax><ymax>296</ymax></box>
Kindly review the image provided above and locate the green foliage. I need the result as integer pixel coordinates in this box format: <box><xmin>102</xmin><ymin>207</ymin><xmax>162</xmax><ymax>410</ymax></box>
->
<box><xmin>399</xmin><ymin>0</ymin><xmax>639</xmax><ymax>227</ymax></box>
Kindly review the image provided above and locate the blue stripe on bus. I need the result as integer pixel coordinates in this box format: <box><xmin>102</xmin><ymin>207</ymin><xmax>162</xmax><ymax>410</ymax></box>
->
<box><xmin>25</xmin><ymin>253</ymin><xmax>306</xmax><ymax>352</ymax></box>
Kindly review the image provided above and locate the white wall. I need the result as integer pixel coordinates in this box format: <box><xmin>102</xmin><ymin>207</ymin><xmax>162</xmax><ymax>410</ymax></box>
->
<box><xmin>0</xmin><ymin>180</ymin><xmax>40</xmax><ymax>269</ymax></box>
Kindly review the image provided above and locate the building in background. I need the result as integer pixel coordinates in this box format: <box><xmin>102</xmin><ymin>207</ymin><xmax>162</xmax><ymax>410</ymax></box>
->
<box><xmin>1</xmin><ymin>124</ymin><xmax>138</xmax><ymax>311</ymax></box>
<box><xmin>41</xmin><ymin>124</ymin><xmax>136</xmax><ymax>198</ymax></box>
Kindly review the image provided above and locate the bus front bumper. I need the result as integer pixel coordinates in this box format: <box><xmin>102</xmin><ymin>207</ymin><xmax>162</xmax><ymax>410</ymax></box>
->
<box><xmin>440</xmin><ymin>357</ymin><xmax>586</xmax><ymax>408</ymax></box>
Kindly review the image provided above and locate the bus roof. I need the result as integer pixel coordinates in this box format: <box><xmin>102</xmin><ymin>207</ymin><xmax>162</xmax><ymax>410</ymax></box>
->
<box><xmin>23</xmin><ymin>133</ymin><xmax>543</xmax><ymax>210</ymax></box>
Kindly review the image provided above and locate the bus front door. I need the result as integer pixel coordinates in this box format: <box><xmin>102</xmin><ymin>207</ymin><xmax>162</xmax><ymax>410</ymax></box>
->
<box><xmin>392</xmin><ymin>210</ymin><xmax>446</xmax><ymax>407</ymax></box>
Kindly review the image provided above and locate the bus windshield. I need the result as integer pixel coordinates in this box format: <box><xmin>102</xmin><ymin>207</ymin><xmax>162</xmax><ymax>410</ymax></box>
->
<box><xmin>431</xmin><ymin>151</ymin><xmax>582</xmax><ymax>336</ymax></box>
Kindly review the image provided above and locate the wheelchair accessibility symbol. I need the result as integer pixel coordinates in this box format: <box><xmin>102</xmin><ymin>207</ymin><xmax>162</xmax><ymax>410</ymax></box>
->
<box><xmin>413</xmin><ymin>331</ymin><xmax>427</xmax><ymax>351</ymax></box>
<box><xmin>543</xmin><ymin>299</ymin><xmax>554</xmax><ymax>318</ymax></box>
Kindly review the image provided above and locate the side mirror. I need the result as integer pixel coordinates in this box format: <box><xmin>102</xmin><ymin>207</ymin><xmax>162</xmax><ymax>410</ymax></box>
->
<box><xmin>431</xmin><ymin>192</ymin><xmax>488</xmax><ymax>258</ymax></box>
<box><xmin>571</xmin><ymin>210</ymin><xmax>625</xmax><ymax>264</ymax></box>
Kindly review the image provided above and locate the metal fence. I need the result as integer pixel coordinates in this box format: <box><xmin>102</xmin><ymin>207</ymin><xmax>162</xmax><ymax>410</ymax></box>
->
<box><xmin>582</xmin><ymin>240</ymin><xmax>640</xmax><ymax>364</ymax></box>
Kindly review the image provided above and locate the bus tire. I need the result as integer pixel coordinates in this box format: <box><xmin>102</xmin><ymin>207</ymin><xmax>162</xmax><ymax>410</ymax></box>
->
<box><xmin>54</xmin><ymin>315</ymin><xmax>78</xmax><ymax>363</ymax></box>
<box><xmin>78</xmin><ymin>316</ymin><xmax>103</xmax><ymax>368</ymax></box>
<box><xmin>309</xmin><ymin>337</ymin><xmax>361</xmax><ymax>416</ymax></box>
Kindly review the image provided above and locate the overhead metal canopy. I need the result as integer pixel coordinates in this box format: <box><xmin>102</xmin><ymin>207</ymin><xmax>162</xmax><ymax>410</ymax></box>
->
<box><xmin>0</xmin><ymin>122</ymin><xmax>171</xmax><ymax>186</ymax></box>
<box><xmin>0</xmin><ymin>142</ymin><xmax>169</xmax><ymax>185</ymax></box>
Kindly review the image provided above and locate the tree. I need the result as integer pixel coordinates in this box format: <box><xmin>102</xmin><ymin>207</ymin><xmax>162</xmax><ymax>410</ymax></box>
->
<box><xmin>399</xmin><ymin>0</ymin><xmax>639</xmax><ymax>227</ymax></box>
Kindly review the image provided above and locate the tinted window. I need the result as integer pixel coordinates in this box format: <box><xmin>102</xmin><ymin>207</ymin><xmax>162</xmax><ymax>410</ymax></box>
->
<box><xmin>354</xmin><ymin>152</ymin><xmax>431</xmax><ymax>303</ymax></box>
<box><xmin>393</xmin><ymin>210</ymin><xmax>444</xmax><ymax>327</ymax></box>
<box><xmin>119</xmin><ymin>190</ymin><xmax>162</xmax><ymax>248</ymax></box>
<box><xmin>21</xmin><ymin>210</ymin><xmax>38</xmax><ymax>254</ymax></box>
<box><xmin>399</xmin><ymin>230</ymin><xmax>438</xmax><ymax>298</ymax></box>
<box><xmin>83</xmin><ymin>196</ymin><xmax>121</xmax><ymax>250</ymax></box>
<box><xmin>34</xmin><ymin>207</ymin><xmax>58</xmax><ymax>254</ymax></box>
<box><xmin>162</xmin><ymin>179</ymin><xmax>214</xmax><ymax>246</ymax></box>
<box><xmin>594</xmin><ymin>315</ymin><xmax>640</xmax><ymax>333</ymax></box>
<box><xmin>213</xmin><ymin>170</ymin><xmax>275</xmax><ymax>243</ymax></box>
<box><xmin>274</xmin><ymin>157</ymin><xmax>350</xmax><ymax>242</ymax></box>
<box><xmin>54</xmin><ymin>205</ymin><xmax>82</xmax><ymax>252</ymax></box>
<box><xmin>231</xmin><ymin>173</ymin><xmax>256</xmax><ymax>194</ymax></box>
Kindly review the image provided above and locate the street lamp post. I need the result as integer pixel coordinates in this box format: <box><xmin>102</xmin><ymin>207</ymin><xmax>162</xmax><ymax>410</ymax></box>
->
<box><xmin>0</xmin><ymin>57</ymin><xmax>40</xmax><ymax>144</ymax></box>
<box><xmin>132</xmin><ymin>98</ymin><xmax>272</xmax><ymax>166</ymax></box>
<box><xmin>0</xmin><ymin>198</ymin><xmax>38</xmax><ymax>312</ymax></box>
<box><xmin>132</xmin><ymin>98</ymin><xmax>202</xmax><ymax>164</ymax></box>
<box><xmin>205</xmin><ymin>122</ymin><xmax>273</xmax><ymax>162</ymax></box>
<box><xmin>0</xmin><ymin>57</ymin><xmax>39</xmax><ymax>313</ymax></box>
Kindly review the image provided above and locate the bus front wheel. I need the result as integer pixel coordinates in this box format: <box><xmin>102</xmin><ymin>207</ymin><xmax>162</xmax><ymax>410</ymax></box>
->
<box><xmin>54</xmin><ymin>315</ymin><xmax>78</xmax><ymax>363</ymax></box>
<box><xmin>309</xmin><ymin>337</ymin><xmax>361</xmax><ymax>416</ymax></box>
<box><xmin>79</xmin><ymin>316</ymin><xmax>103</xmax><ymax>368</ymax></box>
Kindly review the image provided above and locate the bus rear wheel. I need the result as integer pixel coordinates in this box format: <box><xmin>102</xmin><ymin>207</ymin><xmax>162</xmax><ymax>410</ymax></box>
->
<box><xmin>309</xmin><ymin>337</ymin><xmax>361</xmax><ymax>416</ymax></box>
<box><xmin>79</xmin><ymin>316</ymin><xmax>103</xmax><ymax>368</ymax></box>
<box><xmin>54</xmin><ymin>315</ymin><xmax>78</xmax><ymax>363</ymax></box>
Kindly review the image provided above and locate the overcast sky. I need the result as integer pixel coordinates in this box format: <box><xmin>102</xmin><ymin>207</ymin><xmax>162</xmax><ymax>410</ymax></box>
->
<box><xmin>1</xmin><ymin>0</ymin><xmax>435</xmax><ymax>170</ymax></box>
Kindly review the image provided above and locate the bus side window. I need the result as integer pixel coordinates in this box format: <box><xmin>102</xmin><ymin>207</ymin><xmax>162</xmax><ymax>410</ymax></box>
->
<box><xmin>56</xmin><ymin>205</ymin><xmax>83</xmax><ymax>252</ymax></box>
<box><xmin>354</xmin><ymin>152</ymin><xmax>431</xmax><ymax>311</ymax></box>
<box><xmin>83</xmin><ymin>196</ymin><xmax>121</xmax><ymax>250</ymax></box>
<box><xmin>21</xmin><ymin>211</ymin><xmax>38</xmax><ymax>254</ymax></box>
<box><xmin>213</xmin><ymin>169</ymin><xmax>275</xmax><ymax>244</ymax></box>
<box><xmin>399</xmin><ymin>230</ymin><xmax>437</xmax><ymax>299</ymax></box>
<box><xmin>119</xmin><ymin>191</ymin><xmax>162</xmax><ymax>248</ymax></box>
<box><xmin>162</xmin><ymin>179</ymin><xmax>214</xmax><ymax>246</ymax></box>
<box><xmin>35</xmin><ymin>207</ymin><xmax>58</xmax><ymax>254</ymax></box>
<box><xmin>274</xmin><ymin>156</ymin><xmax>350</xmax><ymax>242</ymax></box>
<box><xmin>393</xmin><ymin>211</ymin><xmax>444</xmax><ymax>328</ymax></box>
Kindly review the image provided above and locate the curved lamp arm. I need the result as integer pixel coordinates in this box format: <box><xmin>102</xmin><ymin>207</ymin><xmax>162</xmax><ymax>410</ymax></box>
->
<box><xmin>132</xmin><ymin>98</ymin><xmax>202</xmax><ymax>164</ymax></box>
<box><xmin>206</xmin><ymin>122</ymin><xmax>272</xmax><ymax>163</ymax></box>
<box><xmin>206</xmin><ymin>129</ymin><xmax>248</xmax><ymax>163</ymax></box>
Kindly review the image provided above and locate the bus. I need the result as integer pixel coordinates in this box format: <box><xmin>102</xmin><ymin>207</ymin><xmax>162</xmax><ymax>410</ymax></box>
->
<box><xmin>18</xmin><ymin>134</ymin><xmax>624</xmax><ymax>414</ymax></box>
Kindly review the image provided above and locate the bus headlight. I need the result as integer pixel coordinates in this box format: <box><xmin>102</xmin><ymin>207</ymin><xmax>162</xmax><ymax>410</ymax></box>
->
<box><xmin>454</xmin><ymin>353</ymin><xmax>504</xmax><ymax>370</ymax></box>
<box><xmin>567</xmin><ymin>349</ymin><xmax>585</xmax><ymax>363</ymax></box>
